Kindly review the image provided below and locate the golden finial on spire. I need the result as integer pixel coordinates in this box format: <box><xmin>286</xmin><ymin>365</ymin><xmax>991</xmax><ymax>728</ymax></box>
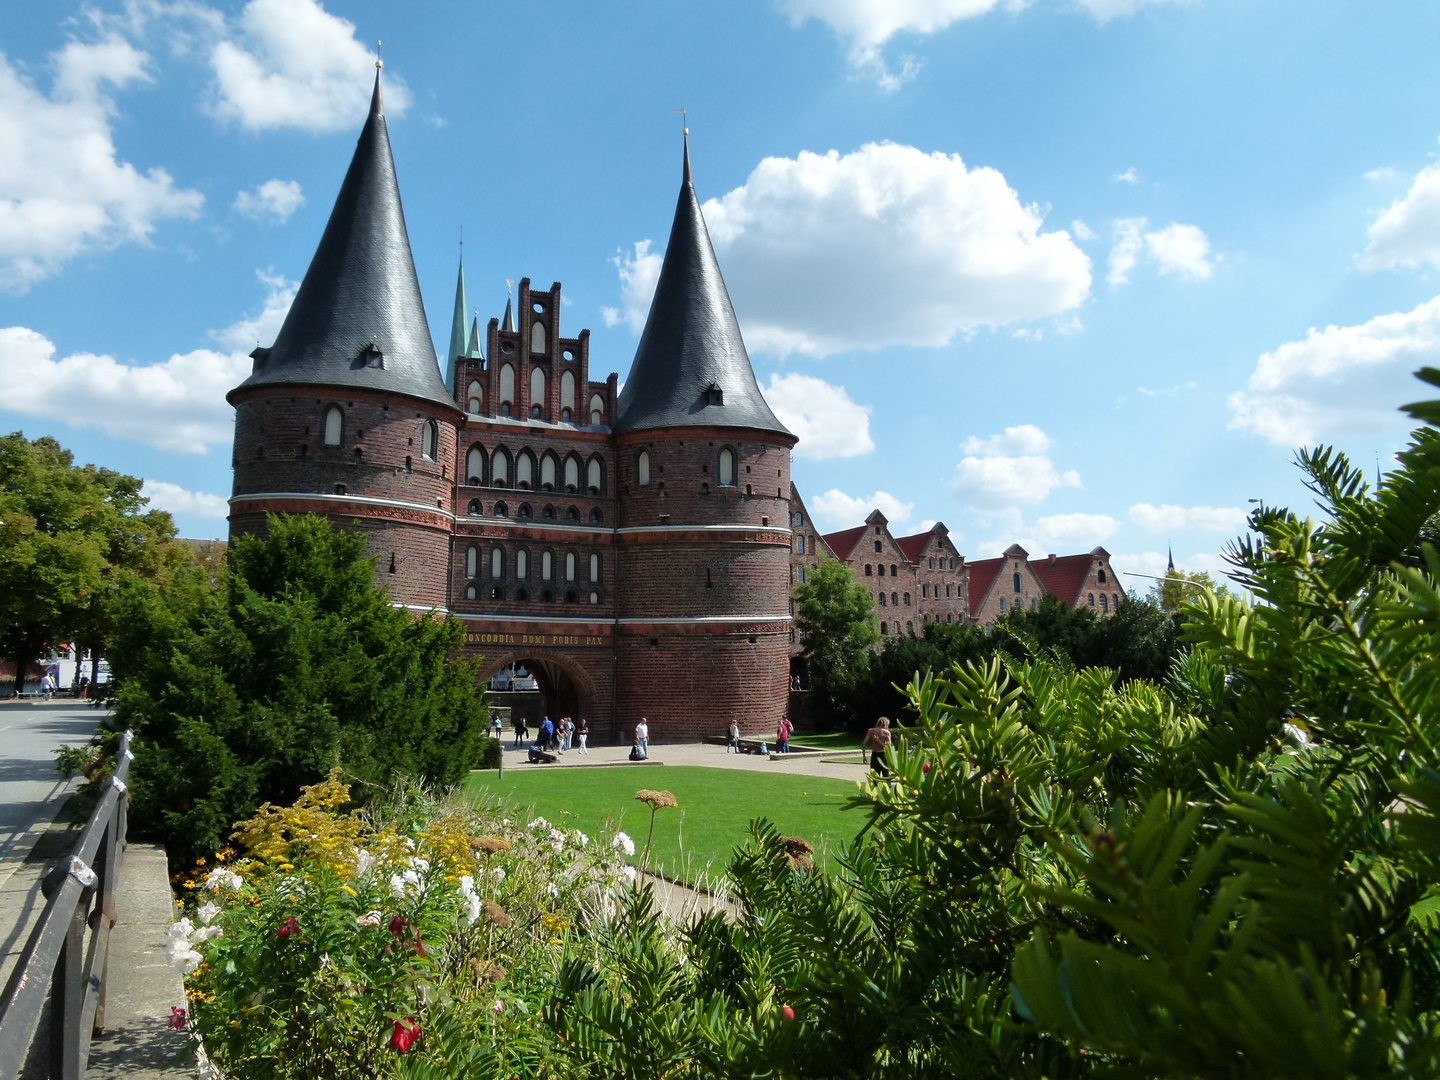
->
<box><xmin>375</xmin><ymin>40</ymin><xmax>382</xmax><ymax>69</ymax></box>
<box><xmin>674</xmin><ymin>108</ymin><xmax>688</xmax><ymax>135</ymax></box>
<box><xmin>506</xmin><ymin>277</ymin><xmax>513</xmax><ymax>294</ymax></box>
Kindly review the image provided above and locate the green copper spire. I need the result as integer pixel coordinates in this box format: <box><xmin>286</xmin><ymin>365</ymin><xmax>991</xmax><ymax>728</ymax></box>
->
<box><xmin>466</xmin><ymin>313</ymin><xmax>483</xmax><ymax>360</ymax></box>
<box><xmin>444</xmin><ymin>255</ymin><xmax>468</xmax><ymax>393</ymax></box>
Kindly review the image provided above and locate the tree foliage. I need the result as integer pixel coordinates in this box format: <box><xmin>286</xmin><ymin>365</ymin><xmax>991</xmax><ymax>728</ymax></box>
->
<box><xmin>110</xmin><ymin>514</ymin><xmax>488</xmax><ymax>866</ymax></box>
<box><xmin>0</xmin><ymin>431</ymin><xmax>182</xmax><ymax>691</ymax></box>
<box><xmin>794</xmin><ymin>558</ymin><xmax>879</xmax><ymax>726</ymax></box>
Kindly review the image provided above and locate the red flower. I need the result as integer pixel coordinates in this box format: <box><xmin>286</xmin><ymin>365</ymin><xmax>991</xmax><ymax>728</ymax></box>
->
<box><xmin>388</xmin><ymin>914</ymin><xmax>407</xmax><ymax>938</ymax></box>
<box><xmin>390</xmin><ymin>1018</ymin><xmax>421</xmax><ymax>1052</ymax></box>
<box><xmin>922</xmin><ymin>762</ymin><xmax>931</xmax><ymax>776</ymax></box>
<box><xmin>781</xmin><ymin>1005</ymin><xmax>795</xmax><ymax>1022</ymax></box>
<box><xmin>168</xmin><ymin>1006</ymin><xmax>187</xmax><ymax>1030</ymax></box>
<box><xmin>276</xmin><ymin>916</ymin><xmax>299</xmax><ymax>939</ymax></box>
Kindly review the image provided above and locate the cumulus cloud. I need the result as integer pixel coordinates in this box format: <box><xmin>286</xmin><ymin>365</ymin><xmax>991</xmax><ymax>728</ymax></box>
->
<box><xmin>760</xmin><ymin>372</ymin><xmax>874</xmax><ymax>460</ymax></box>
<box><xmin>1078</xmin><ymin>0</ymin><xmax>1192</xmax><ymax>19</ymax></box>
<box><xmin>1364</xmin><ymin>167</ymin><xmax>1397</xmax><ymax>182</ymax></box>
<box><xmin>142</xmin><ymin>480</ymin><xmax>229</xmax><ymax>519</ymax></box>
<box><xmin>1129</xmin><ymin>503</ymin><xmax>1246</xmax><ymax>532</ymax></box>
<box><xmin>0</xmin><ymin>37</ymin><xmax>203</xmax><ymax>291</ymax></box>
<box><xmin>1030</xmin><ymin>512</ymin><xmax>1118</xmax><ymax>547</ymax></box>
<box><xmin>600</xmin><ymin>240</ymin><xmax>663</xmax><ymax>333</ymax></box>
<box><xmin>1108</xmin><ymin>217</ymin><xmax>1212</xmax><ymax>286</ymax></box>
<box><xmin>1071</xmin><ymin>218</ymin><xmax>1096</xmax><ymax>240</ymax></box>
<box><xmin>1113</xmin><ymin>549</ymin><xmax>1232</xmax><ymax>582</ymax></box>
<box><xmin>952</xmin><ymin>425</ymin><xmax>1081</xmax><ymax>511</ymax></box>
<box><xmin>210</xmin><ymin>0</ymin><xmax>410</xmax><ymax>131</ymax></box>
<box><xmin>1113</xmin><ymin>166</ymin><xmax>1139</xmax><ymax>184</ymax></box>
<box><xmin>1360</xmin><ymin>162</ymin><xmax>1440</xmax><ymax>271</ymax></box>
<box><xmin>811</xmin><ymin>488</ymin><xmax>915</xmax><ymax>528</ymax></box>
<box><xmin>1228</xmin><ymin>294</ymin><xmax>1440</xmax><ymax>446</ymax></box>
<box><xmin>0</xmin><ymin>271</ymin><xmax>292</xmax><ymax>453</ymax></box>
<box><xmin>628</xmin><ymin>142</ymin><xmax>1087</xmax><ymax>358</ymax></box>
<box><xmin>233</xmin><ymin>178</ymin><xmax>304</xmax><ymax>223</ymax></box>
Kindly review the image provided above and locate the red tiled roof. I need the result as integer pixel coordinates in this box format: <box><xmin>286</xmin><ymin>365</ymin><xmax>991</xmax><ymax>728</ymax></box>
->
<box><xmin>965</xmin><ymin>556</ymin><xmax>1004</xmax><ymax>616</ymax></box>
<box><xmin>894</xmin><ymin>532</ymin><xmax>931</xmax><ymax>564</ymax></box>
<box><xmin>1030</xmin><ymin>553</ymin><xmax>1093</xmax><ymax>606</ymax></box>
<box><xmin>821</xmin><ymin>525</ymin><xmax>867</xmax><ymax>562</ymax></box>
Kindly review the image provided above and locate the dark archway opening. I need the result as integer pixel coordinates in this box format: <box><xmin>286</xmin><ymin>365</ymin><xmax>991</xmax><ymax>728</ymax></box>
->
<box><xmin>486</xmin><ymin>657</ymin><xmax>587</xmax><ymax>737</ymax></box>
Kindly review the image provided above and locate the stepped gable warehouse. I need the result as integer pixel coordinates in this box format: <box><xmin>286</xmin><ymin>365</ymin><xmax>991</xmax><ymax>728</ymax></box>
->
<box><xmin>228</xmin><ymin>73</ymin><xmax>796</xmax><ymax>741</ymax></box>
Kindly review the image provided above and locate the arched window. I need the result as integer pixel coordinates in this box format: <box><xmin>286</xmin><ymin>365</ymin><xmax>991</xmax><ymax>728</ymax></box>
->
<box><xmin>516</xmin><ymin>451</ymin><xmax>534</xmax><ymax>489</ymax></box>
<box><xmin>466</xmin><ymin>446</ymin><xmax>485</xmax><ymax>485</ymax></box>
<box><xmin>543</xmin><ymin>504</ymin><xmax>557</xmax><ymax>520</ymax></box>
<box><xmin>466</xmin><ymin>499</ymin><xmax>481</xmax><ymax>516</ymax></box>
<box><xmin>530</xmin><ymin>367</ymin><xmax>545</xmax><ymax>416</ymax></box>
<box><xmin>904</xmin><ymin>593</ymin><xmax>911</xmax><ymax>606</ymax></box>
<box><xmin>560</xmin><ymin>370</ymin><xmax>575</xmax><ymax>415</ymax></box>
<box><xmin>797</xmin><ymin>565</ymin><xmax>805</xmax><ymax>583</ymax></box>
<box><xmin>491</xmin><ymin>586</ymin><xmax>503</xmax><ymax>601</ymax></box>
<box><xmin>420</xmin><ymin>420</ymin><xmax>437</xmax><ymax>461</ymax></box>
<box><xmin>565</xmin><ymin>551</ymin><xmax>576</xmax><ymax>581</ymax></box>
<box><xmin>1098</xmin><ymin>568</ymin><xmax>1107</xmax><ymax>584</ymax></box>
<box><xmin>891</xmin><ymin>592</ymin><xmax>898</xmax><ymax>606</ymax></box>
<box><xmin>589</xmin><ymin>591</ymin><xmax>599</xmax><ymax>605</ymax></box>
<box><xmin>1113</xmin><ymin>593</ymin><xmax>1120</xmax><ymax>609</ymax></box>
<box><xmin>637</xmin><ymin>451</ymin><xmax>650</xmax><ymax>486</ymax></box>
<box><xmin>516</xmin><ymin>587</ymin><xmax>529</xmax><ymax>602</ymax></box>
<box><xmin>929</xmin><ymin>557</ymin><xmax>935</xmax><ymax>569</ymax></box>
<box><xmin>465</xmin><ymin>584</ymin><xmax>477</xmax><ymax>600</ymax></box>
<box><xmin>518</xmin><ymin>502</ymin><xmax>532</xmax><ymax>520</ymax></box>
<box><xmin>541</xmin><ymin>550</ymin><xmax>553</xmax><ymax>580</ymax></box>
<box><xmin>880</xmin><ymin>621</ymin><xmax>887</xmax><ymax>635</ymax></box>
<box><xmin>516</xmin><ymin>549</ymin><xmax>529</xmax><ymax>579</ymax></box>
<box><xmin>796</xmin><ymin>536</ymin><xmax>805</xmax><ymax>554</ymax></box>
<box><xmin>864</xmin><ymin>565</ymin><xmax>873</xmax><ymax>576</ymax></box>
<box><xmin>950</xmin><ymin>558</ymin><xmax>957</xmax><ymax>570</ymax></box>
<box><xmin>999</xmin><ymin>597</ymin><xmax>1007</xmax><ymax>614</ymax></box>
<box><xmin>877</xmin><ymin>592</ymin><xmax>886</xmax><ymax>607</ymax></box>
<box><xmin>1013</xmin><ymin>572</ymin><xmax>1022</xmax><ymax>594</ymax></box>
<box><xmin>922</xmin><ymin>583</ymin><xmax>928</xmax><ymax>598</ymax></box>
<box><xmin>539</xmin><ymin>453</ymin><xmax>557</xmax><ymax>490</ymax></box>
<box><xmin>564</xmin><ymin>456</ymin><xmax>580</xmax><ymax>492</ymax></box>
<box><xmin>491</xmin><ymin>447</ymin><xmax>510</xmax><ymax>487</ymax></box>
<box><xmin>531</xmin><ymin>321</ymin><xmax>546</xmax><ymax>355</ymax></box>
<box><xmin>491</xmin><ymin>548</ymin><xmax>503</xmax><ymax>579</ymax></box>
<box><xmin>891</xmin><ymin>564</ymin><xmax>897</xmax><ymax>576</ymax></box>
<box><xmin>589</xmin><ymin>394</ymin><xmax>605</xmax><ymax>425</ymax></box>
<box><xmin>589</xmin><ymin>507</ymin><xmax>603</xmax><ymax>524</ymax></box>
<box><xmin>1099</xmin><ymin>593</ymin><xmax>1108</xmax><ymax>612</ymax></box>
<box><xmin>322</xmin><ymin>405</ymin><xmax>342</xmax><ymax>446</ymax></box>
<box><xmin>565</xmin><ymin>589</ymin><xmax>577</xmax><ymax>604</ymax></box>
<box><xmin>589</xmin><ymin>553</ymin><xmax>600</xmax><ymax>582</ymax></box>
<box><xmin>718</xmin><ymin>447</ymin><xmax>735</xmax><ymax>486</ymax></box>
<box><xmin>465</xmin><ymin>545</ymin><xmax>477</xmax><ymax>578</ymax></box>
<box><xmin>467</xmin><ymin>380</ymin><xmax>484</xmax><ymax>414</ymax></box>
<box><xmin>499</xmin><ymin>364</ymin><xmax>515</xmax><ymax>410</ymax></box>
<box><xmin>587</xmin><ymin>457</ymin><xmax>602</xmax><ymax>494</ymax></box>
<box><xmin>907</xmin><ymin>622</ymin><xmax>913</xmax><ymax>635</ymax></box>
<box><xmin>493</xmin><ymin>500</ymin><xmax>508</xmax><ymax>517</ymax></box>
<box><xmin>1088</xmin><ymin>593</ymin><xmax>1095</xmax><ymax>607</ymax></box>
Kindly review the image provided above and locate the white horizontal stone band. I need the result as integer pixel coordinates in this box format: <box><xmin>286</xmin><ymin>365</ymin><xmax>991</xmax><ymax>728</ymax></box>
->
<box><xmin>231</xmin><ymin>491</ymin><xmax>455</xmax><ymax>521</ymax></box>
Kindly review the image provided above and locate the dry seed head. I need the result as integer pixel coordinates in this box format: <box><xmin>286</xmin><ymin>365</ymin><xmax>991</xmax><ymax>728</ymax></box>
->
<box><xmin>482</xmin><ymin>900</ymin><xmax>512</xmax><ymax>929</ymax></box>
<box><xmin>635</xmin><ymin>789</ymin><xmax>678</xmax><ymax>809</ymax></box>
<box><xmin>471</xmin><ymin>836</ymin><xmax>511</xmax><ymax>854</ymax></box>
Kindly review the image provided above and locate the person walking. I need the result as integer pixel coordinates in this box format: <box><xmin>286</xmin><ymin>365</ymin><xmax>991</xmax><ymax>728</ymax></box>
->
<box><xmin>776</xmin><ymin>716</ymin><xmax>792</xmax><ymax>754</ymax></box>
<box><xmin>635</xmin><ymin>718</ymin><xmax>649</xmax><ymax>758</ymax></box>
<box><xmin>539</xmin><ymin>716</ymin><xmax>555</xmax><ymax>752</ymax></box>
<box><xmin>727</xmin><ymin>719</ymin><xmax>740</xmax><ymax>754</ymax></box>
<box><xmin>513</xmin><ymin>714</ymin><xmax>529</xmax><ymax>749</ymax></box>
<box><xmin>562</xmin><ymin>717</ymin><xmax>575</xmax><ymax>752</ymax></box>
<box><xmin>861</xmin><ymin>716</ymin><xmax>894</xmax><ymax>776</ymax></box>
<box><xmin>576</xmin><ymin>717</ymin><xmax>589</xmax><ymax>755</ymax></box>
<box><xmin>40</xmin><ymin>672</ymin><xmax>54</xmax><ymax>701</ymax></box>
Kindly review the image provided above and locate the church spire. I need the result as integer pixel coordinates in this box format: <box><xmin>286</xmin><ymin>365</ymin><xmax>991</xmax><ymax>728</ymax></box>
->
<box><xmin>466</xmin><ymin>313</ymin><xmax>483</xmax><ymax>359</ymax></box>
<box><xmin>230</xmin><ymin>66</ymin><xmax>451</xmax><ymax>410</ymax></box>
<box><xmin>614</xmin><ymin>136</ymin><xmax>791</xmax><ymax>438</ymax></box>
<box><xmin>502</xmin><ymin>280</ymin><xmax>516</xmax><ymax>333</ymax></box>
<box><xmin>445</xmin><ymin>253</ymin><xmax>468</xmax><ymax>393</ymax></box>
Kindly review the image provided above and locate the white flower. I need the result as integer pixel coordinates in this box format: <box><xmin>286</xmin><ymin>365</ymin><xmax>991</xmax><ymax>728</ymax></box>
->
<box><xmin>612</xmin><ymin>832</ymin><xmax>635</xmax><ymax>857</ymax></box>
<box><xmin>403</xmin><ymin>837</ymin><xmax>417</xmax><ymax>850</ymax></box>
<box><xmin>491</xmin><ymin>868</ymin><xmax>506</xmax><ymax>884</ymax></box>
<box><xmin>464</xmin><ymin>893</ymin><xmax>482</xmax><ymax>926</ymax></box>
<box><xmin>501</xmin><ymin>818</ymin><xmax>511</xmax><ymax>826</ymax></box>
<box><xmin>409</xmin><ymin>857</ymin><xmax>430</xmax><ymax>873</ymax></box>
<box><xmin>167</xmin><ymin>943</ymin><xmax>203</xmax><ymax>974</ymax></box>
<box><xmin>196</xmin><ymin>925</ymin><xmax>224</xmax><ymax>942</ymax></box>
<box><xmin>621</xmin><ymin>865</ymin><xmax>637</xmax><ymax>884</ymax></box>
<box><xmin>196</xmin><ymin>903</ymin><xmax>221</xmax><ymax>926</ymax></box>
<box><xmin>576</xmin><ymin>832</ymin><xmax>590</xmax><ymax>848</ymax></box>
<box><xmin>203</xmin><ymin>868</ymin><xmax>243</xmax><ymax>892</ymax></box>
<box><xmin>547</xmin><ymin>883</ymin><xmax>559</xmax><ymax>897</ymax></box>
<box><xmin>353</xmin><ymin>849</ymin><xmax>376</xmax><ymax>877</ymax></box>
<box><xmin>168</xmin><ymin>918</ymin><xmax>196</xmax><ymax>942</ymax></box>
<box><xmin>389</xmin><ymin>868</ymin><xmax>425</xmax><ymax>900</ymax></box>
<box><xmin>549</xmin><ymin>828</ymin><xmax>563</xmax><ymax>842</ymax></box>
<box><xmin>528</xmin><ymin>817</ymin><xmax>550</xmax><ymax>831</ymax></box>
<box><xmin>459</xmin><ymin>875</ymin><xmax>475</xmax><ymax>896</ymax></box>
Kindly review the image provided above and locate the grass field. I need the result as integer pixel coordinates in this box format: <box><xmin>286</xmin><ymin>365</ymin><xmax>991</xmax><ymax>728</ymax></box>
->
<box><xmin>465</xmin><ymin>766</ymin><xmax>867</xmax><ymax>883</ymax></box>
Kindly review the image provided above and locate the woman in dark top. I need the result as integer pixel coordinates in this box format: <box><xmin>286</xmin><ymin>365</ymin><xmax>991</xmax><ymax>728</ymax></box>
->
<box><xmin>576</xmin><ymin>717</ymin><xmax>589</xmax><ymax>755</ymax></box>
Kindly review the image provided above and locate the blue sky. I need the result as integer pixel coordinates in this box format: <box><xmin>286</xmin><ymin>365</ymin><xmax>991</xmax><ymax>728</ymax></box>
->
<box><xmin>4</xmin><ymin>0</ymin><xmax>1440</xmax><ymax>588</ymax></box>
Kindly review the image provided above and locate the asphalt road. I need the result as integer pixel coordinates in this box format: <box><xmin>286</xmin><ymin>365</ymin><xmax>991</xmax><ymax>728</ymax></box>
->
<box><xmin>0</xmin><ymin>701</ymin><xmax>97</xmax><ymax>869</ymax></box>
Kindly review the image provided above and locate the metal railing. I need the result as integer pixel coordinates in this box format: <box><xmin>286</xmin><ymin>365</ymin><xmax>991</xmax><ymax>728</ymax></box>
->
<box><xmin>0</xmin><ymin>730</ymin><xmax>133</xmax><ymax>1080</ymax></box>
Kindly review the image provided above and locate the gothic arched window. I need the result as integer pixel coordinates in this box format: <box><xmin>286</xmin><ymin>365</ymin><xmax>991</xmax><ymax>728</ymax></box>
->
<box><xmin>531</xmin><ymin>321</ymin><xmax>546</xmax><ymax>355</ymax></box>
<box><xmin>499</xmin><ymin>364</ymin><xmax>515</xmax><ymax>410</ymax></box>
<box><xmin>466</xmin><ymin>380</ymin><xmax>483</xmax><ymax>414</ymax></box>
<box><xmin>322</xmin><ymin>405</ymin><xmax>342</xmax><ymax>447</ymax></box>
<box><xmin>718</xmin><ymin>448</ymin><xmax>735</xmax><ymax>486</ymax></box>
<box><xmin>637</xmin><ymin>451</ymin><xmax>650</xmax><ymax>486</ymax></box>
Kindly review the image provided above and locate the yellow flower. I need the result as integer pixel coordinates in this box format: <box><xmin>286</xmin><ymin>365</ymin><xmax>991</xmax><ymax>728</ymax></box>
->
<box><xmin>339</xmin><ymin>884</ymin><xmax>356</xmax><ymax>897</ymax></box>
<box><xmin>279</xmin><ymin>863</ymin><xmax>295</xmax><ymax>872</ymax></box>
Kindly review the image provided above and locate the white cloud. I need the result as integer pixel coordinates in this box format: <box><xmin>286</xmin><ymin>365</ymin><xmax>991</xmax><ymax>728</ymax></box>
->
<box><xmin>210</xmin><ymin>0</ymin><xmax>410</xmax><ymax>131</ymax></box>
<box><xmin>1364</xmin><ymin>167</ymin><xmax>1397</xmax><ymax>182</ymax></box>
<box><xmin>760</xmin><ymin>373</ymin><xmax>874</xmax><ymax>460</ymax></box>
<box><xmin>233</xmin><ymin>178</ymin><xmax>304</xmax><ymax>223</ymax></box>
<box><xmin>0</xmin><ymin>37</ymin><xmax>203</xmax><ymax>291</ymax></box>
<box><xmin>1360</xmin><ymin>162</ymin><xmax>1440</xmax><ymax>271</ymax></box>
<box><xmin>1113</xmin><ymin>550</ymin><xmax>1232</xmax><ymax>584</ymax></box>
<box><xmin>918</xmin><ymin>519</ymin><xmax>938</xmax><ymax>533</ymax></box>
<box><xmin>1109</xmin><ymin>217</ymin><xmax>1212</xmax><ymax>286</ymax></box>
<box><xmin>1030</xmin><ymin>512</ymin><xmax>1118</xmax><ymax>546</ymax></box>
<box><xmin>1129</xmin><ymin>503</ymin><xmax>1246</xmax><ymax>532</ymax></box>
<box><xmin>1113</xmin><ymin>166</ymin><xmax>1139</xmax><ymax>184</ymax></box>
<box><xmin>0</xmin><ymin>271</ymin><xmax>292</xmax><ymax>454</ymax></box>
<box><xmin>600</xmin><ymin>240</ymin><xmax>663</xmax><ymax>333</ymax></box>
<box><xmin>142</xmin><ymin>480</ymin><xmax>229</xmax><ymax>519</ymax></box>
<box><xmin>1145</xmin><ymin>222</ymin><xmax>1211</xmax><ymax>278</ymax></box>
<box><xmin>1078</xmin><ymin>0</ymin><xmax>1191</xmax><ymax>20</ymax></box>
<box><xmin>629</xmin><ymin>143</ymin><xmax>1089</xmax><ymax>358</ymax></box>
<box><xmin>1071</xmin><ymin>218</ymin><xmax>1096</xmax><ymax>241</ymax></box>
<box><xmin>811</xmin><ymin>488</ymin><xmax>914</xmax><ymax>528</ymax></box>
<box><xmin>210</xmin><ymin>269</ymin><xmax>297</xmax><ymax>350</ymax></box>
<box><xmin>1108</xmin><ymin>217</ymin><xmax>1145</xmax><ymax>286</ymax></box>
<box><xmin>1228</xmin><ymin>294</ymin><xmax>1440</xmax><ymax>446</ymax></box>
<box><xmin>952</xmin><ymin>425</ymin><xmax>1080</xmax><ymax>510</ymax></box>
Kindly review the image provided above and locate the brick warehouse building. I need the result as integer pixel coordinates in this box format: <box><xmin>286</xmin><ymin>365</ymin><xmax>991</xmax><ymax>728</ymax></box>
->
<box><xmin>227</xmin><ymin>73</ymin><xmax>795</xmax><ymax>742</ymax></box>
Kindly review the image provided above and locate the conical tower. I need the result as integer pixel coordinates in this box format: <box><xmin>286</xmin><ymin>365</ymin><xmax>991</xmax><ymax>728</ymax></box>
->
<box><xmin>227</xmin><ymin>69</ymin><xmax>458</xmax><ymax>610</ymax></box>
<box><xmin>445</xmin><ymin>256</ymin><xmax>469</xmax><ymax>394</ymax></box>
<box><xmin>613</xmin><ymin>139</ymin><xmax>798</xmax><ymax>739</ymax></box>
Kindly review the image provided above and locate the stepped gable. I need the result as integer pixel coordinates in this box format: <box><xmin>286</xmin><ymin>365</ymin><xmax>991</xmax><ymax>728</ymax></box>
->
<box><xmin>1030</xmin><ymin>551</ymin><xmax>1097</xmax><ymax>606</ymax></box>
<box><xmin>821</xmin><ymin>525</ymin><xmax>867</xmax><ymax>562</ymax></box>
<box><xmin>230</xmin><ymin>71</ymin><xmax>453</xmax><ymax>412</ymax></box>
<box><xmin>614</xmin><ymin>139</ymin><xmax>791</xmax><ymax>439</ymax></box>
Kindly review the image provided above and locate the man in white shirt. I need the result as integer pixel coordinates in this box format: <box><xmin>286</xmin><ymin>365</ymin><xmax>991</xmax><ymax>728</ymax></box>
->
<box><xmin>635</xmin><ymin>719</ymin><xmax>649</xmax><ymax>758</ymax></box>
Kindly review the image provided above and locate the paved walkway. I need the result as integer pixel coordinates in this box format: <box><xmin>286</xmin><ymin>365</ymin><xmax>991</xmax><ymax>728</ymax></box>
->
<box><xmin>496</xmin><ymin>737</ymin><xmax>872</xmax><ymax>781</ymax></box>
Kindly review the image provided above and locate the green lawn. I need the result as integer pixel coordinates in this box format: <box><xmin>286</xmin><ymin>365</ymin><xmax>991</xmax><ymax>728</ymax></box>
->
<box><xmin>465</xmin><ymin>766</ymin><xmax>865</xmax><ymax>884</ymax></box>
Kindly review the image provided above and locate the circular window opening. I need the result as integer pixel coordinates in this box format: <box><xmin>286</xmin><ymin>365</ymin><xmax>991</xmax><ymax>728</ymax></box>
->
<box><xmin>532</xmin><ymin>302</ymin><xmax>544</xmax><ymax>314</ymax></box>
<box><xmin>501</xmin><ymin>342</ymin><xmax>514</xmax><ymax>354</ymax></box>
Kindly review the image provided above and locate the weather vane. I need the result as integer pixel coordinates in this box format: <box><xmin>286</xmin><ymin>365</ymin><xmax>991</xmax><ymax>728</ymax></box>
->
<box><xmin>506</xmin><ymin>277</ymin><xmax>513</xmax><ymax>294</ymax></box>
<box><xmin>674</xmin><ymin>108</ymin><xmax>688</xmax><ymax>135</ymax></box>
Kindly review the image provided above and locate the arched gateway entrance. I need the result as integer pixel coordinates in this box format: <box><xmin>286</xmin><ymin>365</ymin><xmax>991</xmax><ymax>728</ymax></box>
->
<box><xmin>477</xmin><ymin>651</ymin><xmax>610</xmax><ymax>739</ymax></box>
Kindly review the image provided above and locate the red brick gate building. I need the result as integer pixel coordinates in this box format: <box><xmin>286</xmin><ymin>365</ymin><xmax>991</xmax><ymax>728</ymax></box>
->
<box><xmin>227</xmin><ymin>74</ymin><xmax>795</xmax><ymax>743</ymax></box>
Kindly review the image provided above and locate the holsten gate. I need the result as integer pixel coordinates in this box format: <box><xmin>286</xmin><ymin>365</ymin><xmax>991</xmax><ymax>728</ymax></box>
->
<box><xmin>227</xmin><ymin>72</ymin><xmax>797</xmax><ymax>743</ymax></box>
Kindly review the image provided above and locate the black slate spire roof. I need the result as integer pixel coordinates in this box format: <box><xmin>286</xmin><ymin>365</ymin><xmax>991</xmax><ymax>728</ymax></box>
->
<box><xmin>613</xmin><ymin>140</ymin><xmax>792</xmax><ymax>439</ymax></box>
<box><xmin>229</xmin><ymin>71</ymin><xmax>453</xmax><ymax>411</ymax></box>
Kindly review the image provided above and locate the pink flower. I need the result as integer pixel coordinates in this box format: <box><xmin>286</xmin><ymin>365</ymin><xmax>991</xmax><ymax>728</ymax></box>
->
<box><xmin>168</xmin><ymin>1006</ymin><xmax>187</xmax><ymax>1030</ymax></box>
<box><xmin>922</xmin><ymin>762</ymin><xmax>931</xmax><ymax>776</ymax></box>
<box><xmin>390</xmin><ymin>1018</ymin><xmax>420</xmax><ymax>1052</ymax></box>
<box><xmin>276</xmin><ymin>917</ymin><xmax>299</xmax><ymax>939</ymax></box>
<box><xmin>781</xmin><ymin>1005</ymin><xmax>795</xmax><ymax>1022</ymax></box>
<box><xmin>492</xmin><ymin>1000</ymin><xmax>504</xmax><ymax>1015</ymax></box>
